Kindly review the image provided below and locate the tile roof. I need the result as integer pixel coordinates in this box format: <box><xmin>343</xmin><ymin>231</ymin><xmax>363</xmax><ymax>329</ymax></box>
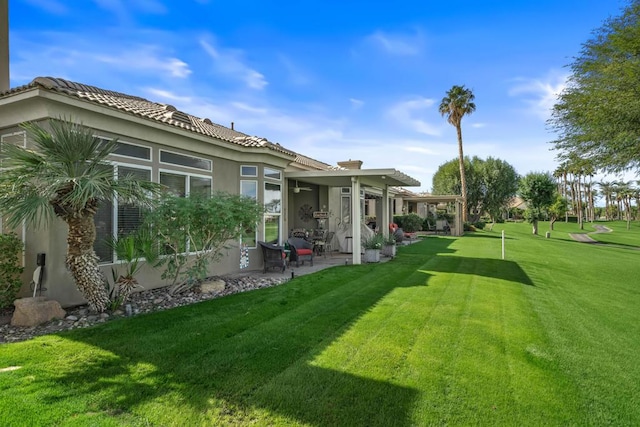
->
<box><xmin>2</xmin><ymin>77</ymin><xmax>301</xmax><ymax>156</ymax></box>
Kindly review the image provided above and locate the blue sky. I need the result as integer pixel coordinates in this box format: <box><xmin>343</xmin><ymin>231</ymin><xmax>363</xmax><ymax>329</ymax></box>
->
<box><xmin>8</xmin><ymin>0</ymin><xmax>629</xmax><ymax>192</ymax></box>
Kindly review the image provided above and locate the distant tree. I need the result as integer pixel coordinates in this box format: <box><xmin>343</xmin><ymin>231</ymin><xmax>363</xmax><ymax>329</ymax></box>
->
<box><xmin>480</xmin><ymin>157</ymin><xmax>519</xmax><ymax>228</ymax></box>
<box><xmin>548</xmin><ymin>194</ymin><xmax>569</xmax><ymax>231</ymax></box>
<box><xmin>550</xmin><ymin>0</ymin><xmax>640</xmax><ymax>173</ymax></box>
<box><xmin>432</xmin><ymin>156</ymin><xmax>518</xmax><ymax>225</ymax></box>
<box><xmin>518</xmin><ymin>172</ymin><xmax>557</xmax><ymax>235</ymax></box>
<box><xmin>0</xmin><ymin>119</ymin><xmax>161</xmax><ymax>312</ymax></box>
<box><xmin>432</xmin><ymin>156</ymin><xmax>483</xmax><ymax>221</ymax></box>
<box><xmin>439</xmin><ymin>85</ymin><xmax>476</xmax><ymax>222</ymax></box>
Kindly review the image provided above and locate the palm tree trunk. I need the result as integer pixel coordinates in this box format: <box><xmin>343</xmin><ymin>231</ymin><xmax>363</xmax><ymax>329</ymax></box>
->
<box><xmin>66</xmin><ymin>214</ymin><xmax>110</xmax><ymax>312</ymax></box>
<box><xmin>456</xmin><ymin>124</ymin><xmax>468</xmax><ymax>223</ymax></box>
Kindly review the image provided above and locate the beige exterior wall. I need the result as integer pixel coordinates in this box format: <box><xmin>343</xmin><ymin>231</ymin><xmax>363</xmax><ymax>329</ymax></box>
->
<box><xmin>0</xmin><ymin>89</ymin><xmax>294</xmax><ymax>307</ymax></box>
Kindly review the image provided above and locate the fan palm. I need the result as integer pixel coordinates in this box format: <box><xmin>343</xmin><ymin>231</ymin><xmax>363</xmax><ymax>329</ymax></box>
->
<box><xmin>439</xmin><ymin>85</ymin><xmax>476</xmax><ymax>222</ymax></box>
<box><xmin>0</xmin><ymin>119</ymin><xmax>161</xmax><ymax>312</ymax></box>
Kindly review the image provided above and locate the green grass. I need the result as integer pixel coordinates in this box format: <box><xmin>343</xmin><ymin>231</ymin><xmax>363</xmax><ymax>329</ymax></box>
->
<box><xmin>1</xmin><ymin>222</ymin><xmax>639</xmax><ymax>426</ymax></box>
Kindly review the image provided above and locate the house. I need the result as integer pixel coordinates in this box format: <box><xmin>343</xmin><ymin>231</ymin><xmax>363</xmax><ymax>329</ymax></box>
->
<box><xmin>0</xmin><ymin>76</ymin><xmax>426</xmax><ymax>307</ymax></box>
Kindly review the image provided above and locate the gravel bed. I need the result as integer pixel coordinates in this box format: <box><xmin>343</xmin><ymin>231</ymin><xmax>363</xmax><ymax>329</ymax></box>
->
<box><xmin>0</xmin><ymin>275</ymin><xmax>288</xmax><ymax>344</ymax></box>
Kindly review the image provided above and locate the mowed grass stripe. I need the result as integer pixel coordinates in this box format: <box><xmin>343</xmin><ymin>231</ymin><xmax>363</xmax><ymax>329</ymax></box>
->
<box><xmin>1</xmin><ymin>224</ymin><xmax>639</xmax><ymax>426</ymax></box>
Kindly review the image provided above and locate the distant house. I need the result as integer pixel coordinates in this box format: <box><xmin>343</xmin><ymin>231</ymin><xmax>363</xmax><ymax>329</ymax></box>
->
<box><xmin>0</xmin><ymin>77</ymin><xmax>423</xmax><ymax>306</ymax></box>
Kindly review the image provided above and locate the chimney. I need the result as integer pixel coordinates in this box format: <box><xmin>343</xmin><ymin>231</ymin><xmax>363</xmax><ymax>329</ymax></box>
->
<box><xmin>230</xmin><ymin>121</ymin><xmax>234</xmax><ymax>130</ymax></box>
<box><xmin>337</xmin><ymin>159</ymin><xmax>363</xmax><ymax>170</ymax></box>
<box><xmin>0</xmin><ymin>0</ymin><xmax>8</xmax><ymax>93</ymax></box>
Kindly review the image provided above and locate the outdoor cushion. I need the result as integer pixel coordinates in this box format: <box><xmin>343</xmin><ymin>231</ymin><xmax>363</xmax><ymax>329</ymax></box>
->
<box><xmin>287</xmin><ymin>237</ymin><xmax>314</xmax><ymax>267</ymax></box>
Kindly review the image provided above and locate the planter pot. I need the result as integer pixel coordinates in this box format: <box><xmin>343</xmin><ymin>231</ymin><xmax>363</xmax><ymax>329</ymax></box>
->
<box><xmin>382</xmin><ymin>244</ymin><xmax>396</xmax><ymax>258</ymax></box>
<box><xmin>363</xmin><ymin>248</ymin><xmax>381</xmax><ymax>263</ymax></box>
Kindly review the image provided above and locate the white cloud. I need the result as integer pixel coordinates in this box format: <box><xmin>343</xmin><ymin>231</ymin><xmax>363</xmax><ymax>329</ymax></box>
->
<box><xmin>509</xmin><ymin>71</ymin><xmax>569</xmax><ymax>120</ymax></box>
<box><xmin>93</xmin><ymin>0</ymin><xmax>166</xmax><ymax>22</ymax></box>
<box><xmin>350</xmin><ymin>98</ymin><xmax>364</xmax><ymax>109</ymax></box>
<box><xmin>200</xmin><ymin>38</ymin><xmax>268</xmax><ymax>90</ymax></box>
<box><xmin>94</xmin><ymin>46</ymin><xmax>191</xmax><ymax>78</ymax></box>
<box><xmin>404</xmin><ymin>145</ymin><xmax>438</xmax><ymax>155</ymax></box>
<box><xmin>23</xmin><ymin>0</ymin><xmax>69</xmax><ymax>15</ymax></box>
<box><xmin>143</xmin><ymin>88</ymin><xmax>193</xmax><ymax>103</ymax></box>
<box><xmin>278</xmin><ymin>54</ymin><xmax>311</xmax><ymax>86</ymax></box>
<box><xmin>471</xmin><ymin>122</ymin><xmax>486</xmax><ymax>128</ymax></box>
<box><xmin>366</xmin><ymin>29</ymin><xmax>424</xmax><ymax>56</ymax></box>
<box><xmin>387</xmin><ymin>97</ymin><xmax>442</xmax><ymax>136</ymax></box>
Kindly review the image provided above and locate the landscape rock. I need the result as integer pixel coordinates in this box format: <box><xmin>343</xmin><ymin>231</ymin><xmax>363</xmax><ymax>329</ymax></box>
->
<box><xmin>11</xmin><ymin>297</ymin><xmax>67</xmax><ymax>327</ymax></box>
<box><xmin>200</xmin><ymin>279</ymin><xmax>226</xmax><ymax>294</ymax></box>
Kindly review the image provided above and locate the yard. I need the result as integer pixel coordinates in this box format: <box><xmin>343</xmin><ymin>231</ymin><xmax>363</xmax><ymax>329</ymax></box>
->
<box><xmin>1</xmin><ymin>221</ymin><xmax>639</xmax><ymax>426</ymax></box>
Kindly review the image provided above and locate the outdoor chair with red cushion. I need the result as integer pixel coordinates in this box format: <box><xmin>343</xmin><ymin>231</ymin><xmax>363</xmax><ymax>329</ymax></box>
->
<box><xmin>287</xmin><ymin>237</ymin><xmax>314</xmax><ymax>267</ymax></box>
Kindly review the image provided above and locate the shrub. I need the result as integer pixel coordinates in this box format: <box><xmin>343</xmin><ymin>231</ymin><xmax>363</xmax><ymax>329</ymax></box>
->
<box><xmin>473</xmin><ymin>220</ymin><xmax>486</xmax><ymax>230</ymax></box>
<box><xmin>0</xmin><ymin>233</ymin><xmax>24</xmax><ymax>309</ymax></box>
<box><xmin>143</xmin><ymin>192</ymin><xmax>264</xmax><ymax>294</ymax></box>
<box><xmin>398</xmin><ymin>214</ymin><xmax>423</xmax><ymax>233</ymax></box>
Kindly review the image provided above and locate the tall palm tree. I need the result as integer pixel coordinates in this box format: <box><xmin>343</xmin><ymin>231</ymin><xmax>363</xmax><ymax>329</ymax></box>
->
<box><xmin>0</xmin><ymin>119</ymin><xmax>161</xmax><ymax>312</ymax></box>
<box><xmin>439</xmin><ymin>85</ymin><xmax>476</xmax><ymax>222</ymax></box>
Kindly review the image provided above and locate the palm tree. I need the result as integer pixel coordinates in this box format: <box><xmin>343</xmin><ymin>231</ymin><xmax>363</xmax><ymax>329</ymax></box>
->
<box><xmin>439</xmin><ymin>85</ymin><xmax>476</xmax><ymax>222</ymax></box>
<box><xmin>0</xmin><ymin>119</ymin><xmax>161</xmax><ymax>312</ymax></box>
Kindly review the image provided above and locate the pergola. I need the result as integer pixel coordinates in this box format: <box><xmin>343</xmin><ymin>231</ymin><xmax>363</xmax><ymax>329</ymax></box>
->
<box><xmin>285</xmin><ymin>168</ymin><xmax>420</xmax><ymax>265</ymax></box>
<box><xmin>401</xmin><ymin>195</ymin><xmax>464</xmax><ymax>236</ymax></box>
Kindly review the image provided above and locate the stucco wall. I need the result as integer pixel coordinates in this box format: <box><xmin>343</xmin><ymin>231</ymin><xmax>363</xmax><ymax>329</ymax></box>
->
<box><xmin>1</xmin><ymin>91</ymin><xmax>292</xmax><ymax>307</ymax></box>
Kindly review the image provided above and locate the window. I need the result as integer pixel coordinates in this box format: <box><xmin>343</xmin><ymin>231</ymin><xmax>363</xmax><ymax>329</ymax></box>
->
<box><xmin>94</xmin><ymin>164</ymin><xmax>152</xmax><ymax>263</ymax></box>
<box><xmin>240</xmin><ymin>180</ymin><xmax>257</xmax><ymax>199</ymax></box>
<box><xmin>97</xmin><ymin>136</ymin><xmax>151</xmax><ymax>161</ymax></box>
<box><xmin>160</xmin><ymin>171</ymin><xmax>212</xmax><ymax>197</ymax></box>
<box><xmin>264</xmin><ymin>182</ymin><xmax>281</xmax><ymax>244</ymax></box>
<box><xmin>0</xmin><ymin>131</ymin><xmax>26</xmax><ymax>169</ymax></box>
<box><xmin>1</xmin><ymin>132</ymin><xmax>26</xmax><ymax>236</ymax></box>
<box><xmin>240</xmin><ymin>180</ymin><xmax>258</xmax><ymax>248</ymax></box>
<box><xmin>264</xmin><ymin>167</ymin><xmax>281</xmax><ymax>180</ymax></box>
<box><xmin>114</xmin><ymin>142</ymin><xmax>151</xmax><ymax>160</ymax></box>
<box><xmin>241</xmin><ymin>165</ymin><xmax>257</xmax><ymax>177</ymax></box>
<box><xmin>341</xmin><ymin>195</ymin><xmax>351</xmax><ymax>224</ymax></box>
<box><xmin>160</xmin><ymin>150</ymin><xmax>212</xmax><ymax>171</ymax></box>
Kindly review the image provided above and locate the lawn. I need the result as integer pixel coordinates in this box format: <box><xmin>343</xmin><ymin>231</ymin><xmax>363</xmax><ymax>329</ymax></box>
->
<box><xmin>1</xmin><ymin>221</ymin><xmax>639</xmax><ymax>426</ymax></box>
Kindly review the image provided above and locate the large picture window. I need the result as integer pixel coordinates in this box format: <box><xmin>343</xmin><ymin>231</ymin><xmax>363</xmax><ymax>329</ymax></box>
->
<box><xmin>240</xmin><ymin>180</ymin><xmax>258</xmax><ymax>248</ymax></box>
<box><xmin>264</xmin><ymin>182</ymin><xmax>281</xmax><ymax>244</ymax></box>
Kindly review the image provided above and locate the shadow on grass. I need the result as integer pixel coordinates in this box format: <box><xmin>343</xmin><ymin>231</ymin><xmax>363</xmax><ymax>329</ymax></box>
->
<box><xmin>39</xmin><ymin>239</ymin><xmax>456</xmax><ymax>425</ymax></box>
<box><xmin>422</xmin><ymin>255</ymin><xmax>535</xmax><ymax>286</ymax></box>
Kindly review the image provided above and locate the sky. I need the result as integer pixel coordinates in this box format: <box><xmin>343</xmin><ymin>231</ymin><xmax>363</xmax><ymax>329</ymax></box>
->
<box><xmin>7</xmin><ymin>0</ymin><xmax>632</xmax><ymax>192</ymax></box>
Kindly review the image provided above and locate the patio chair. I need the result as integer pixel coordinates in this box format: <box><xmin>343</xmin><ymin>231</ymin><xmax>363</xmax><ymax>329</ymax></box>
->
<box><xmin>314</xmin><ymin>231</ymin><xmax>335</xmax><ymax>257</ymax></box>
<box><xmin>258</xmin><ymin>241</ymin><xmax>287</xmax><ymax>273</ymax></box>
<box><xmin>290</xmin><ymin>228</ymin><xmax>308</xmax><ymax>239</ymax></box>
<box><xmin>323</xmin><ymin>231</ymin><xmax>335</xmax><ymax>256</ymax></box>
<box><xmin>287</xmin><ymin>237</ymin><xmax>314</xmax><ymax>267</ymax></box>
<box><xmin>436</xmin><ymin>220</ymin><xmax>450</xmax><ymax>235</ymax></box>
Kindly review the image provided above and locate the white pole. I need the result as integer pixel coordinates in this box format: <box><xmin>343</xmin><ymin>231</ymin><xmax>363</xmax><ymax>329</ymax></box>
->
<box><xmin>501</xmin><ymin>230</ymin><xmax>505</xmax><ymax>260</ymax></box>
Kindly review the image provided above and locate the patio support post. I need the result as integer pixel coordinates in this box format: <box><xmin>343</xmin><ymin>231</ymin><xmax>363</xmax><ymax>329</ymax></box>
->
<box><xmin>381</xmin><ymin>185</ymin><xmax>390</xmax><ymax>238</ymax></box>
<box><xmin>351</xmin><ymin>176</ymin><xmax>362</xmax><ymax>264</ymax></box>
<box><xmin>456</xmin><ymin>199</ymin><xmax>463</xmax><ymax>236</ymax></box>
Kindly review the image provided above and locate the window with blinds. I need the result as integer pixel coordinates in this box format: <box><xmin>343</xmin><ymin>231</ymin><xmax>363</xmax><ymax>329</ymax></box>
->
<box><xmin>94</xmin><ymin>164</ymin><xmax>152</xmax><ymax>264</ymax></box>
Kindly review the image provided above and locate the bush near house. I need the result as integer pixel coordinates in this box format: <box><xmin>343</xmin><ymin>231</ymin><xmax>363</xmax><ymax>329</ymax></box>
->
<box><xmin>0</xmin><ymin>233</ymin><xmax>24</xmax><ymax>309</ymax></box>
<box><xmin>393</xmin><ymin>214</ymin><xmax>423</xmax><ymax>233</ymax></box>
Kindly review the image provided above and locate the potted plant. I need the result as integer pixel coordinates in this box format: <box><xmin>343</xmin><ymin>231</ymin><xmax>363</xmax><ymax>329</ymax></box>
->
<box><xmin>381</xmin><ymin>234</ymin><xmax>397</xmax><ymax>258</ymax></box>
<box><xmin>362</xmin><ymin>234</ymin><xmax>384</xmax><ymax>263</ymax></box>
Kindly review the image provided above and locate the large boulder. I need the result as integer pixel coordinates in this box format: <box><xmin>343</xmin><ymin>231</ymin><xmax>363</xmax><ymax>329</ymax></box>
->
<box><xmin>200</xmin><ymin>279</ymin><xmax>226</xmax><ymax>294</ymax></box>
<box><xmin>11</xmin><ymin>297</ymin><xmax>67</xmax><ymax>327</ymax></box>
